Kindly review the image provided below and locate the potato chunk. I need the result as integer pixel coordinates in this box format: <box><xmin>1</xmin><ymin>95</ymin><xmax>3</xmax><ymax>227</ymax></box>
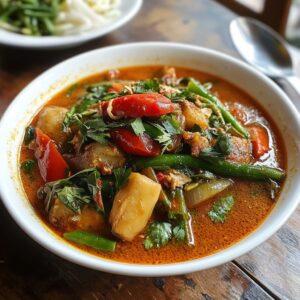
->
<box><xmin>109</xmin><ymin>172</ymin><xmax>161</xmax><ymax>241</ymax></box>
<box><xmin>37</xmin><ymin>106</ymin><xmax>68</xmax><ymax>145</ymax></box>
<box><xmin>181</xmin><ymin>100</ymin><xmax>211</xmax><ymax>130</ymax></box>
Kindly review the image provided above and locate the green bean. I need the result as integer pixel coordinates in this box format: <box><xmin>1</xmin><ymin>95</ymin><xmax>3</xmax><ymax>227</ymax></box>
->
<box><xmin>187</xmin><ymin>79</ymin><xmax>249</xmax><ymax>138</ymax></box>
<box><xmin>134</xmin><ymin>154</ymin><xmax>285</xmax><ymax>182</ymax></box>
<box><xmin>64</xmin><ymin>230</ymin><xmax>116</xmax><ymax>252</ymax></box>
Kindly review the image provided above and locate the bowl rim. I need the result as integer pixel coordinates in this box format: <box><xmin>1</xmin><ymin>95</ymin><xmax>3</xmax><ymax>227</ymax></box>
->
<box><xmin>0</xmin><ymin>0</ymin><xmax>143</xmax><ymax>49</ymax></box>
<box><xmin>0</xmin><ymin>42</ymin><xmax>300</xmax><ymax>276</ymax></box>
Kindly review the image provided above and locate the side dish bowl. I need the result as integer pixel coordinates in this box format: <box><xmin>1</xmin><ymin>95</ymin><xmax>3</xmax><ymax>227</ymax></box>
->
<box><xmin>0</xmin><ymin>42</ymin><xmax>299</xmax><ymax>276</ymax></box>
<box><xmin>0</xmin><ymin>0</ymin><xmax>143</xmax><ymax>49</ymax></box>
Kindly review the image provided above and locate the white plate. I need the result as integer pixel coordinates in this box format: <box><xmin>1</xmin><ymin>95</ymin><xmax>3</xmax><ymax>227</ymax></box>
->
<box><xmin>0</xmin><ymin>0</ymin><xmax>143</xmax><ymax>49</ymax></box>
<box><xmin>0</xmin><ymin>42</ymin><xmax>299</xmax><ymax>276</ymax></box>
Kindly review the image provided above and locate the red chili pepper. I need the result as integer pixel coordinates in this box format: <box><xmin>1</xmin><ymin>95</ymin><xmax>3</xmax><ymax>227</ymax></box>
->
<box><xmin>102</xmin><ymin>93</ymin><xmax>175</xmax><ymax>118</ymax></box>
<box><xmin>111</xmin><ymin>128</ymin><xmax>161</xmax><ymax>157</ymax></box>
<box><xmin>35</xmin><ymin>128</ymin><xmax>69</xmax><ymax>182</ymax></box>
<box><xmin>248</xmin><ymin>125</ymin><xmax>269</xmax><ymax>159</ymax></box>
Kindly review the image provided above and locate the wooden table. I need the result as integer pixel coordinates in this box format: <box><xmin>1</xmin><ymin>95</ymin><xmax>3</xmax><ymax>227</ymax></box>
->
<box><xmin>0</xmin><ymin>1</ymin><xmax>299</xmax><ymax>299</ymax></box>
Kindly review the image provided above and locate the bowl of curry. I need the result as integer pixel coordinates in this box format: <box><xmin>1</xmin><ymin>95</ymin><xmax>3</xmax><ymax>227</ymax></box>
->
<box><xmin>0</xmin><ymin>42</ymin><xmax>299</xmax><ymax>276</ymax></box>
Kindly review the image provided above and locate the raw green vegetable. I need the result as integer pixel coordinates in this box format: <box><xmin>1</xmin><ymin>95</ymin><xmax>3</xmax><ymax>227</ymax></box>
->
<box><xmin>0</xmin><ymin>0</ymin><xmax>62</xmax><ymax>36</ymax></box>
<box><xmin>64</xmin><ymin>230</ymin><xmax>116</xmax><ymax>252</ymax></box>
<box><xmin>113</xmin><ymin>168</ymin><xmax>131</xmax><ymax>191</ymax></box>
<box><xmin>187</xmin><ymin>79</ymin><xmax>249</xmax><ymax>138</ymax></box>
<box><xmin>144</xmin><ymin>222</ymin><xmax>172</xmax><ymax>249</ymax></box>
<box><xmin>134</xmin><ymin>154</ymin><xmax>285</xmax><ymax>182</ymax></box>
<box><xmin>21</xmin><ymin>159</ymin><xmax>36</xmax><ymax>174</ymax></box>
<box><xmin>208</xmin><ymin>195</ymin><xmax>235</xmax><ymax>223</ymax></box>
<box><xmin>184</xmin><ymin>179</ymin><xmax>232</xmax><ymax>208</ymax></box>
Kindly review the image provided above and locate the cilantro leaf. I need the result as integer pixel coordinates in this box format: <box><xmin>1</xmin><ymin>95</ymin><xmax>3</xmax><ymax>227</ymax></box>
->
<box><xmin>144</xmin><ymin>114</ymin><xmax>181</xmax><ymax>153</ymax></box>
<box><xmin>133</xmin><ymin>79</ymin><xmax>160</xmax><ymax>94</ymax></box>
<box><xmin>130</xmin><ymin>118</ymin><xmax>145</xmax><ymax>136</ymax></box>
<box><xmin>144</xmin><ymin>222</ymin><xmax>172</xmax><ymax>249</ymax></box>
<box><xmin>173</xmin><ymin>222</ymin><xmax>186</xmax><ymax>242</ymax></box>
<box><xmin>113</xmin><ymin>168</ymin><xmax>132</xmax><ymax>191</ymax></box>
<box><xmin>208</xmin><ymin>195</ymin><xmax>235</xmax><ymax>223</ymax></box>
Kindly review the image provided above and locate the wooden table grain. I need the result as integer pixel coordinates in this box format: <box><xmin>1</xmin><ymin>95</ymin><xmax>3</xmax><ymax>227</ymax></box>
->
<box><xmin>0</xmin><ymin>1</ymin><xmax>299</xmax><ymax>299</ymax></box>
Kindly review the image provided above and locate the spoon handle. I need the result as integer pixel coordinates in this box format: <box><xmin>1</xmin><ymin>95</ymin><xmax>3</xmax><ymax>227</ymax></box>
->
<box><xmin>276</xmin><ymin>76</ymin><xmax>300</xmax><ymax>112</ymax></box>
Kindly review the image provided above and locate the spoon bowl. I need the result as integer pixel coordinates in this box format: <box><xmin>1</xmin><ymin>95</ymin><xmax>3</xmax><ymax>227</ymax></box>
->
<box><xmin>230</xmin><ymin>17</ymin><xmax>300</xmax><ymax>111</ymax></box>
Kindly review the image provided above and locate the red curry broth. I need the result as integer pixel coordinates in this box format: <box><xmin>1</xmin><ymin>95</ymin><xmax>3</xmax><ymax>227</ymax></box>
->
<box><xmin>20</xmin><ymin>66</ymin><xmax>286</xmax><ymax>264</ymax></box>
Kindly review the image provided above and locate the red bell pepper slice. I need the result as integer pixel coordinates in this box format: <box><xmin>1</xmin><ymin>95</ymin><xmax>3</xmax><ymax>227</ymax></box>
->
<box><xmin>102</xmin><ymin>93</ymin><xmax>175</xmax><ymax>118</ymax></box>
<box><xmin>34</xmin><ymin>128</ymin><xmax>69</xmax><ymax>182</ymax></box>
<box><xmin>248</xmin><ymin>125</ymin><xmax>269</xmax><ymax>159</ymax></box>
<box><xmin>111</xmin><ymin>128</ymin><xmax>161</xmax><ymax>157</ymax></box>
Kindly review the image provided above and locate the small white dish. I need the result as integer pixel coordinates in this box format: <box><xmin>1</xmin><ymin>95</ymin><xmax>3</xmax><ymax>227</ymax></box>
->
<box><xmin>0</xmin><ymin>42</ymin><xmax>299</xmax><ymax>276</ymax></box>
<box><xmin>0</xmin><ymin>0</ymin><xmax>143</xmax><ymax>49</ymax></box>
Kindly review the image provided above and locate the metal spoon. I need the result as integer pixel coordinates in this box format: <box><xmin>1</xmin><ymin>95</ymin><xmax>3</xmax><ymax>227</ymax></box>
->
<box><xmin>230</xmin><ymin>17</ymin><xmax>300</xmax><ymax>111</ymax></box>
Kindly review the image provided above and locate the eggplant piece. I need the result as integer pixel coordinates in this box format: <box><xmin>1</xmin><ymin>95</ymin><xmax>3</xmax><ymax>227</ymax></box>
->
<box><xmin>49</xmin><ymin>199</ymin><xmax>104</xmax><ymax>232</ymax></box>
<box><xmin>66</xmin><ymin>143</ymin><xmax>125</xmax><ymax>175</ymax></box>
<box><xmin>109</xmin><ymin>172</ymin><xmax>161</xmax><ymax>241</ymax></box>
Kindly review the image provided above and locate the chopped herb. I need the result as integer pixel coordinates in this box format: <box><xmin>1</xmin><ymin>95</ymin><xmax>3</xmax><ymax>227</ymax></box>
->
<box><xmin>208</xmin><ymin>195</ymin><xmax>235</xmax><ymax>223</ymax></box>
<box><xmin>21</xmin><ymin>159</ymin><xmax>35</xmax><ymax>174</ymax></box>
<box><xmin>24</xmin><ymin>126</ymin><xmax>35</xmax><ymax>145</ymax></box>
<box><xmin>144</xmin><ymin>222</ymin><xmax>172</xmax><ymax>249</ymax></box>
<box><xmin>130</xmin><ymin>118</ymin><xmax>145</xmax><ymax>136</ymax></box>
<box><xmin>133</xmin><ymin>79</ymin><xmax>160</xmax><ymax>94</ymax></box>
<box><xmin>56</xmin><ymin>186</ymin><xmax>90</xmax><ymax>213</ymax></box>
<box><xmin>39</xmin><ymin>168</ymin><xmax>104</xmax><ymax>214</ymax></box>
<box><xmin>215</xmin><ymin>133</ymin><xmax>232</xmax><ymax>156</ymax></box>
<box><xmin>173</xmin><ymin>222</ymin><xmax>186</xmax><ymax>242</ymax></box>
<box><xmin>145</xmin><ymin>114</ymin><xmax>181</xmax><ymax>153</ymax></box>
<box><xmin>113</xmin><ymin>168</ymin><xmax>132</xmax><ymax>191</ymax></box>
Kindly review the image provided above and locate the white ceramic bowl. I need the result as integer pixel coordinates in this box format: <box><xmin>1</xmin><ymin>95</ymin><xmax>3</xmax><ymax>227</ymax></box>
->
<box><xmin>0</xmin><ymin>0</ymin><xmax>142</xmax><ymax>49</ymax></box>
<box><xmin>0</xmin><ymin>42</ymin><xmax>299</xmax><ymax>276</ymax></box>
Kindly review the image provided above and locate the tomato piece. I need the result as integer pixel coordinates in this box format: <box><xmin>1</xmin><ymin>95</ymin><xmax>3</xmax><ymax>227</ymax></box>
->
<box><xmin>102</xmin><ymin>93</ymin><xmax>175</xmax><ymax>118</ymax></box>
<box><xmin>111</xmin><ymin>128</ymin><xmax>161</xmax><ymax>157</ymax></box>
<box><xmin>35</xmin><ymin>128</ymin><xmax>69</xmax><ymax>182</ymax></box>
<box><xmin>248</xmin><ymin>125</ymin><xmax>269</xmax><ymax>159</ymax></box>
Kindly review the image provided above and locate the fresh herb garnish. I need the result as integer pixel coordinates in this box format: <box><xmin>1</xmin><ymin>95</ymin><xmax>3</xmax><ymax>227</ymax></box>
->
<box><xmin>133</xmin><ymin>79</ymin><xmax>160</xmax><ymax>94</ymax></box>
<box><xmin>173</xmin><ymin>222</ymin><xmax>186</xmax><ymax>242</ymax></box>
<box><xmin>130</xmin><ymin>118</ymin><xmax>145</xmax><ymax>136</ymax></box>
<box><xmin>40</xmin><ymin>168</ymin><xmax>104</xmax><ymax>214</ymax></box>
<box><xmin>145</xmin><ymin>114</ymin><xmax>181</xmax><ymax>152</ymax></box>
<box><xmin>144</xmin><ymin>222</ymin><xmax>172</xmax><ymax>249</ymax></box>
<box><xmin>21</xmin><ymin>159</ymin><xmax>35</xmax><ymax>175</ymax></box>
<box><xmin>113</xmin><ymin>168</ymin><xmax>131</xmax><ymax>191</ymax></box>
<box><xmin>208</xmin><ymin>195</ymin><xmax>235</xmax><ymax>223</ymax></box>
<box><xmin>215</xmin><ymin>133</ymin><xmax>232</xmax><ymax>156</ymax></box>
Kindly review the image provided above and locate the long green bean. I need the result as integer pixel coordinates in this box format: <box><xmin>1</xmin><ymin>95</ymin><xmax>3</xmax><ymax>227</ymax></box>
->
<box><xmin>64</xmin><ymin>230</ymin><xmax>116</xmax><ymax>252</ymax></box>
<box><xmin>187</xmin><ymin>79</ymin><xmax>249</xmax><ymax>138</ymax></box>
<box><xmin>134</xmin><ymin>154</ymin><xmax>285</xmax><ymax>182</ymax></box>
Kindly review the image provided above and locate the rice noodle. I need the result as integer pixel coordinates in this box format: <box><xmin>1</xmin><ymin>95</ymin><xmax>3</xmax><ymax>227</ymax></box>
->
<box><xmin>55</xmin><ymin>0</ymin><xmax>121</xmax><ymax>35</ymax></box>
